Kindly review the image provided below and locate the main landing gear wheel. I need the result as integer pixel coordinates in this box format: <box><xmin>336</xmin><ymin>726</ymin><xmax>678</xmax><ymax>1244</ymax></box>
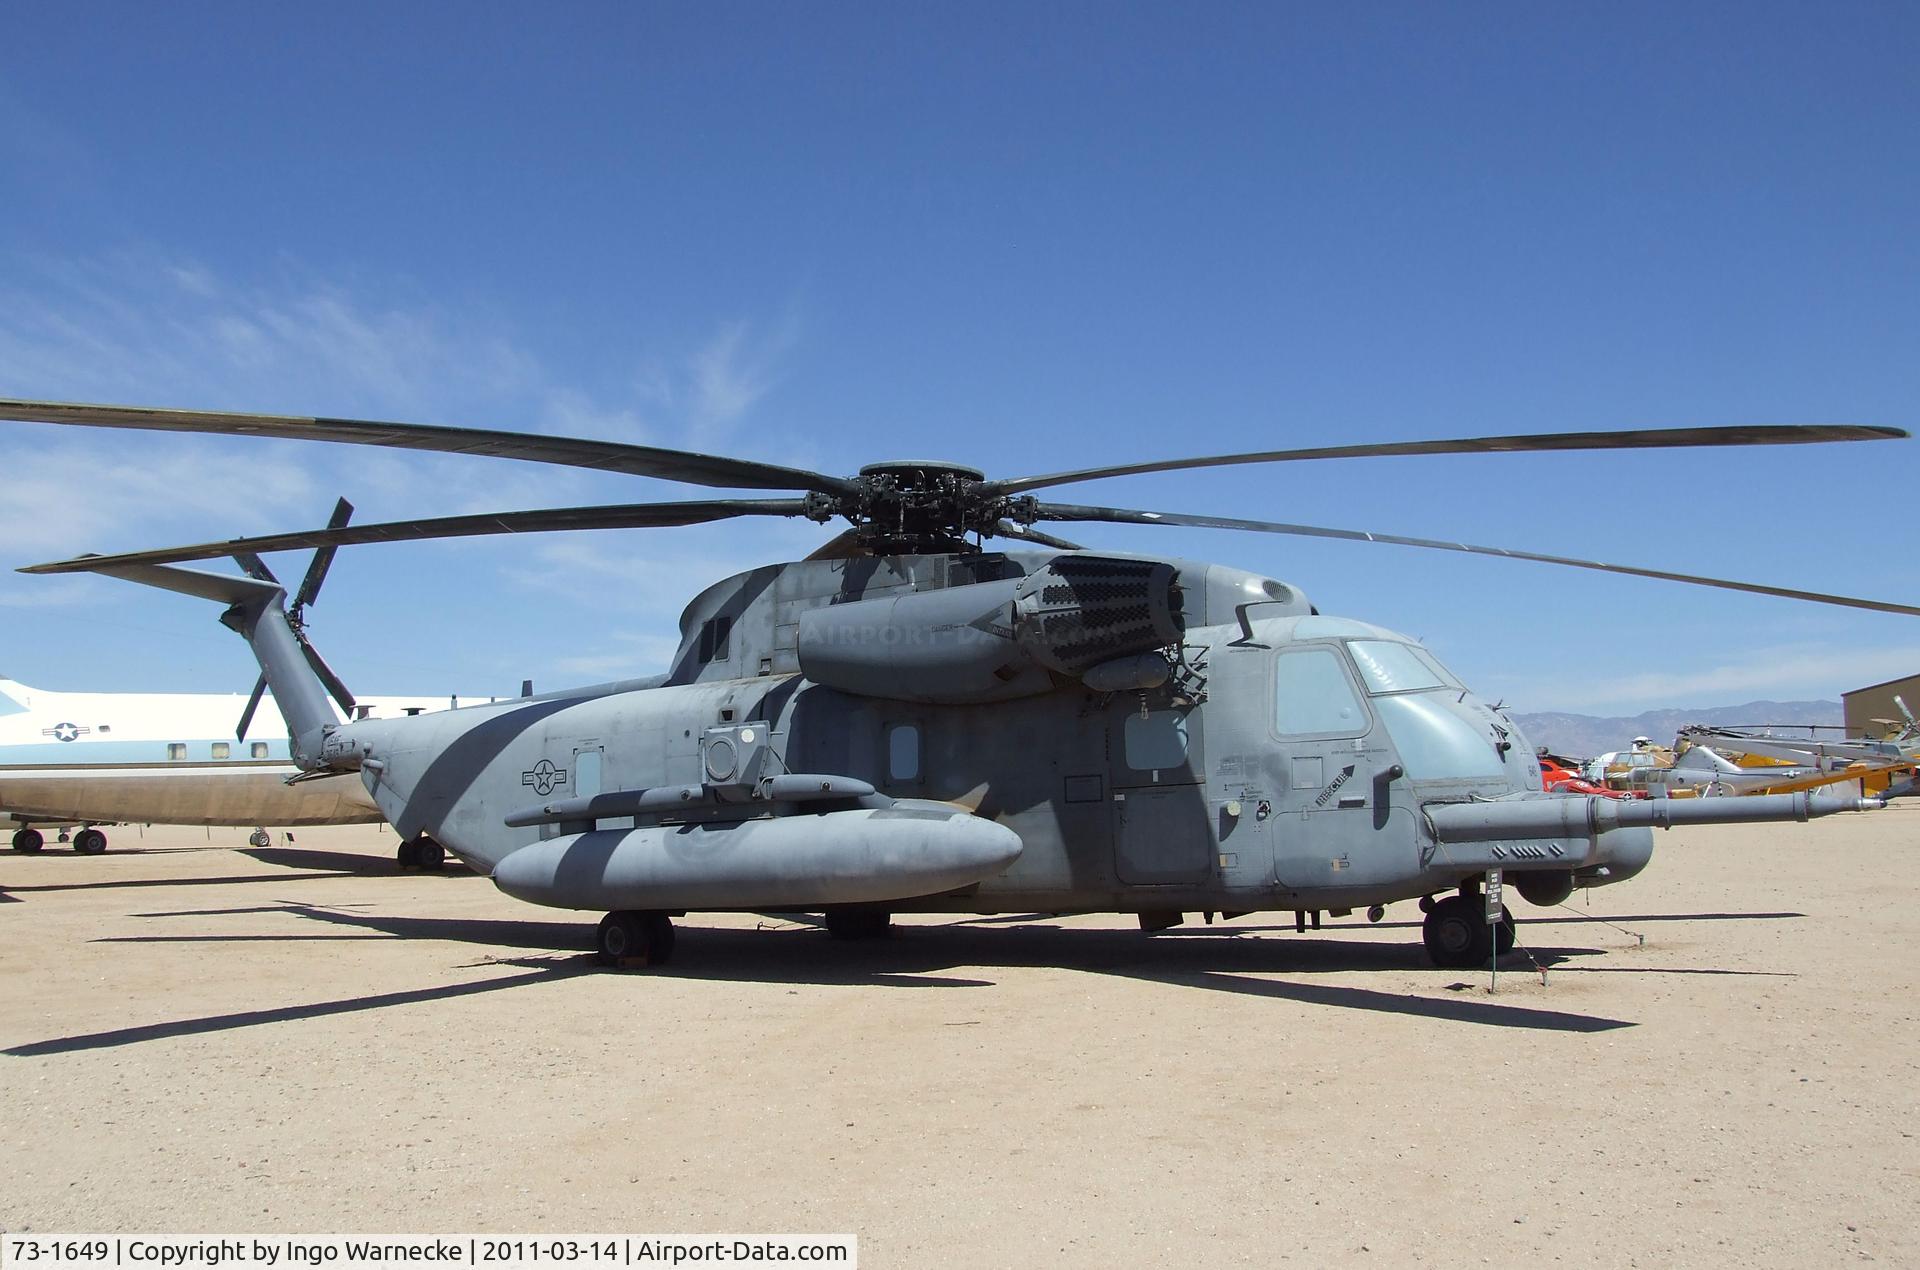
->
<box><xmin>825</xmin><ymin>909</ymin><xmax>893</xmax><ymax>940</ymax></box>
<box><xmin>1495</xmin><ymin>908</ymin><xmax>1517</xmax><ymax>956</ymax></box>
<box><xmin>596</xmin><ymin>911</ymin><xmax>676</xmax><ymax>968</ymax></box>
<box><xmin>248</xmin><ymin>829</ymin><xmax>272</xmax><ymax>849</ymax></box>
<box><xmin>396</xmin><ymin>836</ymin><xmax>445</xmax><ymax>869</ymax></box>
<box><xmin>11</xmin><ymin>828</ymin><xmax>44</xmax><ymax>853</ymax></box>
<box><xmin>1422</xmin><ymin>894</ymin><xmax>1495</xmax><ymax>969</ymax></box>
<box><xmin>73</xmin><ymin>828</ymin><xmax>108</xmax><ymax>855</ymax></box>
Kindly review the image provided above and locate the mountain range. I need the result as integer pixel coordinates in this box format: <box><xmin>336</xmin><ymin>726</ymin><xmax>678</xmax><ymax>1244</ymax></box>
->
<box><xmin>1510</xmin><ymin>700</ymin><xmax>1843</xmax><ymax>759</ymax></box>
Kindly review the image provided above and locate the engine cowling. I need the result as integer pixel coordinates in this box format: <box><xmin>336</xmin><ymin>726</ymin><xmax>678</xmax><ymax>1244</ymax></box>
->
<box><xmin>796</xmin><ymin>556</ymin><xmax>1184</xmax><ymax>703</ymax></box>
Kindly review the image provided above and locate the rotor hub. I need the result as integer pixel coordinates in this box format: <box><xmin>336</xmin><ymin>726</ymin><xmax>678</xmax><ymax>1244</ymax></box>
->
<box><xmin>813</xmin><ymin>460</ymin><xmax>1007</xmax><ymax>554</ymax></box>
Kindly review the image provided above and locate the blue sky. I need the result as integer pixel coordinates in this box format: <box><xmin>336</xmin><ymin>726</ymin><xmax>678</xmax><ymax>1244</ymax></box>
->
<box><xmin>1</xmin><ymin>2</ymin><xmax>1916</xmax><ymax>714</ymax></box>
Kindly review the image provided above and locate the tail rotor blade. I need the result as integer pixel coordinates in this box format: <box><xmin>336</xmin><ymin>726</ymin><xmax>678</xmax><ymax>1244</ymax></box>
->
<box><xmin>236</xmin><ymin>674</ymin><xmax>267</xmax><ymax>742</ymax></box>
<box><xmin>232</xmin><ymin>552</ymin><xmax>279</xmax><ymax>585</ymax></box>
<box><xmin>292</xmin><ymin>498</ymin><xmax>354</xmax><ymax>612</ymax></box>
<box><xmin>301</xmin><ymin>641</ymin><xmax>357</xmax><ymax>715</ymax></box>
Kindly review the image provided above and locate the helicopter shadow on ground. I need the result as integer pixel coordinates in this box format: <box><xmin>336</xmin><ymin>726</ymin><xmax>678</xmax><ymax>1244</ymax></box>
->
<box><xmin>32</xmin><ymin>898</ymin><xmax>1813</xmax><ymax>1055</ymax></box>
<box><xmin>241</xmin><ymin>845</ymin><xmax>471</xmax><ymax>875</ymax></box>
<box><xmin>290</xmin><ymin>904</ymin><xmax>1656</xmax><ymax>1030</ymax></box>
<box><xmin>3</xmin><ymin>962</ymin><xmax>586</xmax><ymax>1058</ymax></box>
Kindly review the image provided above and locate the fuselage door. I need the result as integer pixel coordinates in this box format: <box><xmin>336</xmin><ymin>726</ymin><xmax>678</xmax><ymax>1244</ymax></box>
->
<box><xmin>1109</xmin><ymin>705</ymin><xmax>1210</xmax><ymax>885</ymax></box>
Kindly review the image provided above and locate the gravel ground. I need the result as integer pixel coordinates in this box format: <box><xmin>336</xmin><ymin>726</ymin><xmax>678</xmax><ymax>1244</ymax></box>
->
<box><xmin>3</xmin><ymin>811</ymin><xmax>1917</xmax><ymax>1266</ymax></box>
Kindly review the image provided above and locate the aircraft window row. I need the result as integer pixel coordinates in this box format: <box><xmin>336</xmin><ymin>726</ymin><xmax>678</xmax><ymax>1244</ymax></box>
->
<box><xmin>164</xmin><ymin>742</ymin><xmax>274</xmax><ymax>760</ymax></box>
<box><xmin>1274</xmin><ymin>646</ymin><xmax>1367</xmax><ymax>737</ymax></box>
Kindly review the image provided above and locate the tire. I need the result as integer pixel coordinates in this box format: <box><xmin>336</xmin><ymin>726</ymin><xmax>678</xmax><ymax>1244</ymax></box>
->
<box><xmin>12</xmin><ymin>828</ymin><xmax>45</xmax><ymax>854</ymax></box>
<box><xmin>397</xmin><ymin>838</ymin><xmax>420</xmax><ymax>868</ymax></box>
<box><xmin>597</xmin><ymin>911</ymin><xmax>674</xmax><ymax>967</ymax></box>
<box><xmin>1422</xmin><ymin>895</ymin><xmax>1494</xmax><ymax>969</ymax></box>
<box><xmin>642</xmin><ymin>912</ymin><xmax>676</xmax><ymax>965</ymax></box>
<box><xmin>73</xmin><ymin>828</ymin><xmax>108</xmax><ymax>855</ymax></box>
<box><xmin>248</xmin><ymin>829</ymin><xmax>272</xmax><ymax>849</ymax></box>
<box><xmin>416</xmin><ymin>840</ymin><xmax>445</xmax><ymax>870</ymax></box>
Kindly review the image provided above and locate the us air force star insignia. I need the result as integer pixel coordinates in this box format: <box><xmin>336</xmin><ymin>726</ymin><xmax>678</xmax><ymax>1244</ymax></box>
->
<box><xmin>521</xmin><ymin>758</ymin><xmax>567</xmax><ymax>796</ymax></box>
<box><xmin>43</xmin><ymin>722</ymin><xmax>87</xmax><ymax>742</ymax></box>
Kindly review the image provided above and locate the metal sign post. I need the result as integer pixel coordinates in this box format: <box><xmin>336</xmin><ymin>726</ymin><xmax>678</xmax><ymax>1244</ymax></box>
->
<box><xmin>1485</xmin><ymin>868</ymin><xmax>1504</xmax><ymax>992</ymax></box>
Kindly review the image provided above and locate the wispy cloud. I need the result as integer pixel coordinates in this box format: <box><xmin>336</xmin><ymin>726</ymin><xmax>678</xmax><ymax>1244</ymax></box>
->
<box><xmin>687</xmin><ymin>313</ymin><xmax>800</xmax><ymax>444</ymax></box>
<box><xmin>0</xmin><ymin>251</ymin><xmax>815</xmax><ymax>625</ymax></box>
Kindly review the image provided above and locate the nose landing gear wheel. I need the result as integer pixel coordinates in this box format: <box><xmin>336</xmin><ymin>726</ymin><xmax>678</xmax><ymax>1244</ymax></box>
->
<box><xmin>1422</xmin><ymin>894</ymin><xmax>1495</xmax><ymax>969</ymax></box>
<box><xmin>596</xmin><ymin>911</ymin><xmax>676</xmax><ymax>968</ymax></box>
<box><xmin>73</xmin><ymin>828</ymin><xmax>108</xmax><ymax>854</ymax></box>
<box><xmin>11</xmin><ymin>828</ymin><xmax>44</xmax><ymax>853</ymax></box>
<box><xmin>248</xmin><ymin>829</ymin><xmax>272</xmax><ymax>849</ymax></box>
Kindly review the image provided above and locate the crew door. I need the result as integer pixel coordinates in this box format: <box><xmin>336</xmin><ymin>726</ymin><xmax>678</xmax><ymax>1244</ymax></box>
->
<box><xmin>1109</xmin><ymin>704</ymin><xmax>1210</xmax><ymax>885</ymax></box>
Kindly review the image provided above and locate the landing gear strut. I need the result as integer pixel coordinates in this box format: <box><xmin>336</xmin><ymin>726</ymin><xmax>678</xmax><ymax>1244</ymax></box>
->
<box><xmin>396</xmin><ymin>835</ymin><xmax>445</xmax><ymax>870</ymax></box>
<box><xmin>596</xmin><ymin>911</ymin><xmax>676</xmax><ymax>967</ymax></box>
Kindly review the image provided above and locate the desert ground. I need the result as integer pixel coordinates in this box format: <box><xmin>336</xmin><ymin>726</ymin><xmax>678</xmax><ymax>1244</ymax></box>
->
<box><xmin>2</xmin><ymin>810</ymin><xmax>1916</xmax><ymax>1267</ymax></box>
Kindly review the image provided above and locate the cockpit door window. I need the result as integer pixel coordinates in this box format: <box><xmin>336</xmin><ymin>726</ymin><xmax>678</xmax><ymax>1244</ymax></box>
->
<box><xmin>1274</xmin><ymin>646</ymin><xmax>1369</xmax><ymax>738</ymax></box>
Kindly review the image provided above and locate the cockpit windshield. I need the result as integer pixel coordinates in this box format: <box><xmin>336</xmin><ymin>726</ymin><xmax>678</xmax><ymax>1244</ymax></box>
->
<box><xmin>1347</xmin><ymin>640</ymin><xmax>1461</xmax><ymax>695</ymax></box>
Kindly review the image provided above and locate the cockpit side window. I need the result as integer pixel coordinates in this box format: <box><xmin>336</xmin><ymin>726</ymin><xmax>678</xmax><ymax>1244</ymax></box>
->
<box><xmin>1274</xmin><ymin>646</ymin><xmax>1369</xmax><ymax>737</ymax></box>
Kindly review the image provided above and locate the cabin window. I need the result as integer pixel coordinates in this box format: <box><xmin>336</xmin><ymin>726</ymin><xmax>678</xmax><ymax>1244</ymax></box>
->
<box><xmin>698</xmin><ymin>614</ymin><xmax>733</xmax><ymax>663</ymax></box>
<box><xmin>252</xmin><ymin>742</ymin><xmax>269</xmax><ymax>759</ymax></box>
<box><xmin>887</xmin><ymin>724</ymin><xmax>920</xmax><ymax>782</ymax></box>
<box><xmin>211</xmin><ymin>742</ymin><xmax>230</xmax><ymax>760</ymax></box>
<box><xmin>1274</xmin><ymin>646</ymin><xmax>1368</xmax><ymax>737</ymax></box>
<box><xmin>574</xmin><ymin>749</ymin><xmax>603</xmax><ymax>800</ymax></box>
<box><xmin>167</xmin><ymin>743</ymin><xmax>187</xmax><ymax>760</ymax></box>
<box><xmin>1124</xmin><ymin>710</ymin><xmax>1190</xmax><ymax>770</ymax></box>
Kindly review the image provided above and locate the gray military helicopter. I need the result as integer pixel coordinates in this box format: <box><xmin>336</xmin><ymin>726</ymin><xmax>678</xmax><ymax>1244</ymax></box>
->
<box><xmin>4</xmin><ymin>399</ymin><xmax>1913</xmax><ymax>969</ymax></box>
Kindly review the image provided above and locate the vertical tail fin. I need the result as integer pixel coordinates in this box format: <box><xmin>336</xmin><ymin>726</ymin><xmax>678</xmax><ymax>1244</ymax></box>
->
<box><xmin>91</xmin><ymin>562</ymin><xmax>342</xmax><ymax>768</ymax></box>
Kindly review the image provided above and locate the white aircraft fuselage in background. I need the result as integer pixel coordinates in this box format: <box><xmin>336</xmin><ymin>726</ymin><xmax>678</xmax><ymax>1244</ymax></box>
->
<box><xmin>0</xmin><ymin>676</ymin><xmax>477</xmax><ymax>841</ymax></box>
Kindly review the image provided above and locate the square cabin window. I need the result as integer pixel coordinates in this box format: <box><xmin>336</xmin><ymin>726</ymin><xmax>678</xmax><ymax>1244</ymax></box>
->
<box><xmin>1124</xmin><ymin>710</ymin><xmax>1190</xmax><ymax>770</ymax></box>
<box><xmin>211</xmin><ymin>742</ymin><xmax>230</xmax><ymax>760</ymax></box>
<box><xmin>167</xmin><ymin>743</ymin><xmax>187</xmax><ymax>761</ymax></box>
<box><xmin>252</xmin><ymin>742</ymin><xmax>269</xmax><ymax>759</ymax></box>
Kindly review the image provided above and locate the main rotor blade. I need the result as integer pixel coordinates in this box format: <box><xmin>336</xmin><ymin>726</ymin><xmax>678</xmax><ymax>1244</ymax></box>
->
<box><xmin>993</xmin><ymin>424</ymin><xmax>1907</xmax><ymax>495</ymax></box>
<box><xmin>993</xmin><ymin>520</ymin><xmax>1084</xmax><ymax>551</ymax></box>
<box><xmin>0</xmin><ymin>399</ymin><xmax>856</xmax><ymax>496</ymax></box>
<box><xmin>1033</xmin><ymin>502</ymin><xmax>1920</xmax><ymax>618</ymax></box>
<box><xmin>18</xmin><ymin>498</ymin><xmax>815</xmax><ymax>575</ymax></box>
<box><xmin>292</xmin><ymin>498</ymin><xmax>354</xmax><ymax>613</ymax></box>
